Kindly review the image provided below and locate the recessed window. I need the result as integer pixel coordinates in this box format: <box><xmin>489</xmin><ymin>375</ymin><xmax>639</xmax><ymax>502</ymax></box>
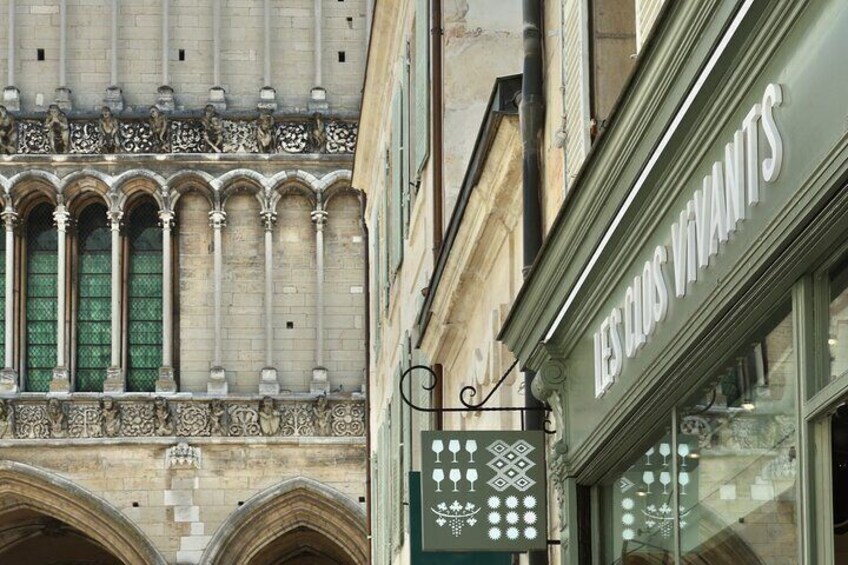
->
<box><xmin>346</xmin><ymin>16</ymin><xmax>353</xmax><ymax>26</ymax></box>
<box><xmin>338</xmin><ymin>51</ymin><xmax>346</xmax><ymax>63</ymax></box>
<box><xmin>286</xmin><ymin>321</ymin><xmax>294</xmax><ymax>329</ymax></box>
<box><xmin>36</xmin><ymin>48</ymin><xmax>45</xmax><ymax>61</ymax></box>
<box><xmin>178</xmin><ymin>49</ymin><xmax>186</xmax><ymax>61</ymax></box>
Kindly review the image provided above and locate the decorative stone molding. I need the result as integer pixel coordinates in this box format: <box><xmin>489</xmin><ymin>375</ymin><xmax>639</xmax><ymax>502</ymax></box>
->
<box><xmin>3</xmin><ymin>395</ymin><xmax>365</xmax><ymax>440</ymax></box>
<box><xmin>166</xmin><ymin>442</ymin><xmax>202</xmax><ymax>469</ymax></box>
<box><xmin>1</xmin><ymin>106</ymin><xmax>357</xmax><ymax>155</ymax></box>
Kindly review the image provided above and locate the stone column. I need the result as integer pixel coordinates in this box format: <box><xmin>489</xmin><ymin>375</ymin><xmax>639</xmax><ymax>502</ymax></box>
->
<box><xmin>49</xmin><ymin>205</ymin><xmax>70</xmax><ymax>392</ymax></box>
<box><xmin>207</xmin><ymin>208</ymin><xmax>227</xmax><ymax>394</ymax></box>
<box><xmin>3</xmin><ymin>0</ymin><xmax>20</xmax><ymax>111</ymax></box>
<box><xmin>156</xmin><ymin>208</ymin><xmax>177</xmax><ymax>393</ymax></box>
<box><xmin>258</xmin><ymin>0</ymin><xmax>276</xmax><ymax>110</ymax></box>
<box><xmin>104</xmin><ymin>208</ymin><xmax>124</xmax><ymax>392</ymax></box>
<box><xmin>104</xmin><ymin>0</ymin><xmax>123</xmax><ymax>111</ymax></box>
<box><xmin>259</xmin><ymin>210</ymin><xmax>279</xmax><ymax>394</ymax></box>
<box><xmin>310</xmin><ymin>205</ymin><xmax>328</xmax><ymax>394</ymax></box>
<box><xmin>0</xmin><ymin>209</ymin><xmax>17</xmax><ymax>393</ymax></box>
<box><xmin>55</xmin><ymin>0</ymin><xmax>71</xmax><ymax>109</ymax></box>
<box><xmin>309</xmin><ymin>0</ymin><xmax>327</xmax><ymax>110</ymax></box>
<box><xmin>208</xmin><ymin>0</ymin><xmax>226</xmax><ymax>109</ymax></box>
<box><xmin>157</xmin><ymin>0</ymin><xmax>174</xmax><ymax>110</ymax></box>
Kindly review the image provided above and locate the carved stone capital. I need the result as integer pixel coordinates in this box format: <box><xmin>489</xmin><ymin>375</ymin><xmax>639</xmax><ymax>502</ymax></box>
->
<box><xmin>158</xmin><ymin>209</ymin><xmax>175</xmax><ymax>230</ymax></box>
<box><xmin>310</xmin><ymin>209</ymin><xmax>328</xmax><ymax>230</ymax></box>
<box><xmin>209</xmin><ymin>210</ymin><xmax>227</xmax><ymax>230</ymax></box>
<box><xmin>260</xmin><ymin>210</ymin><xmax>277</xmax><ymax>231</ymax></box>
<box><xmin>1</xmin><ymin>209</ymin><xmax>18</xmax><ymax>232</ymax></box>
<box><xmin>52</xmin><ymin>206</ymin><xmax>70</xmax><ymax>232</ymax></box>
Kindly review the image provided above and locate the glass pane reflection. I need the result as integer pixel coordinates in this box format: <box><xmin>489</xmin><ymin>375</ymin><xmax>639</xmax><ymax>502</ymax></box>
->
<box><xmin>830</xmin><ymin>260</ymin><xmax>848</xmax><ymax>382</ymax></box>
<box><xmin>679</xmin><ymin>311</ymin><xmax>797</xmax><ymax>563</ymax></box>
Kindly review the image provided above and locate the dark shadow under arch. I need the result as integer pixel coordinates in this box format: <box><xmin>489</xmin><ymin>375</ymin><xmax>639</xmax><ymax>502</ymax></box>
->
<box><xmin>0</xmin><ymin>460</ymin><xmax>167</xmax><ymax>565</ymax></box>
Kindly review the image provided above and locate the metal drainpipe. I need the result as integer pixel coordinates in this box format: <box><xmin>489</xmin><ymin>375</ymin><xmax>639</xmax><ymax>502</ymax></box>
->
<box><xmin>431</xmin><ymin>0</ymin><xmax>444</xmax><ymax>258</ymax></box>
<box><xmin>359</xmin><ymin>192</ymin><xmax>373</xmax><ymax>565</ymax></box>
<box><xmin>521</xmin><ymin>0</ymin><xmax>547</xmax><ymax>564</ymax></box>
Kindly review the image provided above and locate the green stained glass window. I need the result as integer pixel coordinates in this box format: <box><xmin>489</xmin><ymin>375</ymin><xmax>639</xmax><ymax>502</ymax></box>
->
<box><xmin>26</xmin><ymin>203</ymin><xmax>57</xmax><ymax>392</ymax></box>
<box><xmin>126</xmin><ymin>202</ymin><xmax>162</xmax><ymax>392</ymax></box>
<box><xmin>76</xmin><ymin>204</ymin><xmax>111</xmax><ymax>392</ymax></box>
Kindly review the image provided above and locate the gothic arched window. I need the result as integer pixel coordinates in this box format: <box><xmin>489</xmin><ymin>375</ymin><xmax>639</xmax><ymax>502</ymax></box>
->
<box><xmin>76</xmin><ymin>204</ymin><xmax>111</xmax><ymax>392</ymax></box>
<box><xmin>25</xmin><ymin>203</ymin><xmax>58</xmax><ymax>392</ymax></box>
<box><xmin>125</xmin><ymin>202</ymin><xmax>162</xmax><ymax>392</ymax></box>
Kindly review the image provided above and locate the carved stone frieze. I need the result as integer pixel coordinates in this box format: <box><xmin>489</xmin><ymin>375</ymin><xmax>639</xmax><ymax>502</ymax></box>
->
<box><xmin>5</xmin><ymin>112</ymin><xmax>356</xmax><ymax>155</ymax></box>
<box><xmin>330</xmin><ymin>401</ymin><xmax>366</xmax><ymax>437</ymax></box>
<box><xmin>0</xmin><ymin>396</ymin><xmax>365</xmax><ymax>440</ymax></box>
<box><xmin>325</xmin><ymin>120</ymin><xmax>358</xmax><ymax>154</ymax></box>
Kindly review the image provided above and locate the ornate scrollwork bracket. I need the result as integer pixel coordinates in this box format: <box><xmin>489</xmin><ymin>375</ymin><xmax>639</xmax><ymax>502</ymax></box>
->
<box><xmin>398</xmin><ymin>360</ymin><xmax>556</xmax><ymax>434</ymax></box>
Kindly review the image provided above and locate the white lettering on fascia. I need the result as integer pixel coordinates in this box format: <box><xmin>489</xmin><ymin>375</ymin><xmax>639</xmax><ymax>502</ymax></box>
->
<box><xmin>593</xmin><ymin>83</ymin><xmax>784</xmax><ymax>398</ymax></box>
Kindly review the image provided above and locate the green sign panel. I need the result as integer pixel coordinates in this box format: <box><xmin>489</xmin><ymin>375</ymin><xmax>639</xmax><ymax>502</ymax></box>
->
<box><xmin>420</xmin><ymin>430</ymin><xmax>547</xmax><ymax>552</ymax></box>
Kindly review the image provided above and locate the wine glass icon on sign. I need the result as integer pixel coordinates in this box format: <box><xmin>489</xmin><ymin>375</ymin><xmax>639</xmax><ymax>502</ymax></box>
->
<box><xmin>449</xmin><ymin>469</ymin><xmax>461</xmax><ymax>492</ymax></box>
<box><xmin>433</xmin><ymin>468</ymin><xmax>445</xmax><ymax>492</ymax></box>
<box><xmin>448</xmin><ymin>440</ymin><xmax>461</xmax><ymax>463</ymax></box>
<box><xmin>466</xmin><ymin>469</ymin><xmax>478</xmax><ymax>492</ymax></box>
<box><xmin>432</xmin><ymin>439</ymin><xmax>444</xmax><ymax>463</ymax></box>
<box><xmin>466</xmin><ymin>440</ymin><xmax>478</xmax><ymax>463</ymax></box>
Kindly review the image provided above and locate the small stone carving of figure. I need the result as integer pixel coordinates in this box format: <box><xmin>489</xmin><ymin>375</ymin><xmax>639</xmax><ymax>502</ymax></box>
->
<box><xmin>259</xmin><ymin>396</ymin><xmax>280</xmax><ymax>436</ymax></box>
<box><xmin>310</xmin><ymin>112</ymin><xmax>326</xmax><ymax>152</ymax></box>
<box><xmin>0</xmin><ymin>106</ymin><xmax>17</xmax><ymax>155</ymax></box>
<box><xmin>256</xmin><ymin>110</ymin><xmax>275</xmax><ymax>153</ymax></box>
<box><xmin>210</xmin><ymin>399</ymin><xmax>226</xmax><ymax>436</ymax></box>
<box><xmin>47</xmin><ymin>398</ymin><xmax>66</xmax><ymax>438</ymax></box>
<box><xmin>154</xmin><ymin>397</ymin><xmax>174</xmax><ymax>436</ymax></box>
<box><xmin>99</xmin><ymin>106</ymin><xmax>121</xmax><ymax>153</ymax></box>
<box><xmin>149</xmin><ymin>106</ymin><xmax>171</xmax><ymax>153</ymax></box>
<box><xmin>101</xmin><ymin>396</ymin><xmax>121</xmax><ymax>438</ymax></box>
<box><xmin>0</xmin><ymin>399</ymin><xmax>13</xmax><ymax>439</ymax></box>
<box><xmin>44</xmin><ymin>104</ymin><xmax>70</xmax><ymax>154</ymax></box>
<box><xmin>202</xmin><ymin>104</ymin><xmax>223</xmax><ymax>153</ymax></box>
<box><xmin>313</xmin><ymin>395</ymin><xmax>332</xmax><ymax>436</ymax></box>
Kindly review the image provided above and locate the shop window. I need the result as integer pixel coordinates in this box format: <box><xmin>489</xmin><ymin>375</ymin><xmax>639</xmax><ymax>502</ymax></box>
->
<box><xmin>126</xmin><ymin>202</ymin><xmax>162</xmax><ymax>392</ymax></box>
<box><xmin>828</xmin><ymin>258</ymin><xmax>848</xmax><ymax>382</ymax></box>
<box><xmin>25</xmin><ymin>204</ymin><xmax>58</xmax><ymax>392</ymax></box>
<box><xmin>76</xmin><ymin>204</ymin><xmax>111</xmax><ymax>392</ymax></box>
<box><xmin>602</xmin><ymin>307</ymin><xmax>797</xmax><ymax>563</ymax></box>
<box><xmin>603</xmin><ymin>421</ymin><xmax>675</xmax><ymax>562</ymax></box>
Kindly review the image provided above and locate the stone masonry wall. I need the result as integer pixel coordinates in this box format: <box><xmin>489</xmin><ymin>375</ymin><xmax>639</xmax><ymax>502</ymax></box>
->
<box><xmin>0</xmin><ymin>440</ymin><xmax>366</xmax><ymax>563</ymax></box>
<box><xmin>2</xmin><ymin>0</ymin><xmax>367</xmax><ymax>113</ymax></box>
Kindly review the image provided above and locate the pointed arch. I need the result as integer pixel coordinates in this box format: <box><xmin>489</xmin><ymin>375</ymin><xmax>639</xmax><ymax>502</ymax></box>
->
<box><xmin>200</xmin><ymin>476</ymin><xmax>367</xmax><ymax>565</ymax></box>
<box><xmin>0</xmin><ymin>460</ymin><xmax>167</xmax><ymax>565</ymax></box>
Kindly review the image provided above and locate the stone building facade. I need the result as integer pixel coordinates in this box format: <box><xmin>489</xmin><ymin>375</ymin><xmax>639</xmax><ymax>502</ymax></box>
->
<box><xmin>356</xmin><ymin>0</ymin><xmax>667</xmax><ymax>563</ymax></box>
<box><xmin>0</xmin><ymin>1</ymin><xmax>370</xmax><ymax>563</ymax></box>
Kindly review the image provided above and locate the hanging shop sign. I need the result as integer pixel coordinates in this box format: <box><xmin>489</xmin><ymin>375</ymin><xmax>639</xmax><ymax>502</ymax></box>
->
<box><xmin>593</xmin><ymin>82</ymin><xmax>784</xmax><ymax>398</ymax></box>
<box><xmin>420</xmin><ymin>430</ymin><xmax>547</xmax><ymax>552</ymax></box>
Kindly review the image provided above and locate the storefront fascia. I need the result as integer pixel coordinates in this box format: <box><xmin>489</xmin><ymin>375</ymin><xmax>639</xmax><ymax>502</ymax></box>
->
<box><xmin>503</xmin><ymin>0</ymin><xmax>848</xmax><ymax>563</ymax></box>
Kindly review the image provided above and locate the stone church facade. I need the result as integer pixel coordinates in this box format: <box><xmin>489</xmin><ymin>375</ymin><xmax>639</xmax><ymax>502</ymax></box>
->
<box><xmin>0</xmin><ymin>1</ymin><xmax>369</xmax><ymax>563</ymax></box>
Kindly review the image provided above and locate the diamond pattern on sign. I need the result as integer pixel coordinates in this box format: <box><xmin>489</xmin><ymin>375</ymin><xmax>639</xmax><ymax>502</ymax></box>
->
<box><xmin>486</xmin><ymin>439</ymin><xmax>536</xmax><ymax>493</ymax></box>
